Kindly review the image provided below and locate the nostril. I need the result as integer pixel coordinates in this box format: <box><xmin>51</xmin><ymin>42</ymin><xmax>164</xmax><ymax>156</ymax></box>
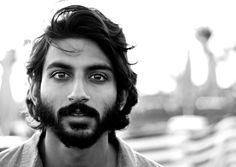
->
<box><xmin>68</xmin><ymin>97</ymin><xmax>74</xmax><ymax>101</ymax></box>
<box><xmin>67</xmin><ymin>95</ymin><xmax>90</xmax><ymax>103</ymax></box>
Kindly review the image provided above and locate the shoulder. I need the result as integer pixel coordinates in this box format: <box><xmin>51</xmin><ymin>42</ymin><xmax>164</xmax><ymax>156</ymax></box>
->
<box><xmin>117</xmin><ymin>137</ymin><xmax>163</xmax><ymax>167</ymax></box>
<box><xmin>0</xmin><ymin>132</ymin><xmax>42</xmax><ymax>167</ymax></box>
<box><xmin>0</xmin><ymin>143</ymin><xmax>25</xmax><ymax>166</ymax></box>
<box><xmin>132</xmin><ymin>149</ymin><xmax>163</xmax><ymax>167</ymax></box>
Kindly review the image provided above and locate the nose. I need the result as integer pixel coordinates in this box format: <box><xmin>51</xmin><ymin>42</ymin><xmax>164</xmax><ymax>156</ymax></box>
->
<box><xmin>67</xmin><ymin>81</ymin><xmax>90</xmax><ymax>103</ymax></box>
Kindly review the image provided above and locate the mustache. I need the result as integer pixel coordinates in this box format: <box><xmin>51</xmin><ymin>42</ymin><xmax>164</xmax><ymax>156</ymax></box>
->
<box><xmin>58</xmin><ymin>103</ymin><xmax>99</xmax><ymax>118</ymax></box>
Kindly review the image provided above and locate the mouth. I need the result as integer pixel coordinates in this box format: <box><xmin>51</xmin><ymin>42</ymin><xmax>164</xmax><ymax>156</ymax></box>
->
<box><xmin>71</xmin><ymin>113</ymin><xmax>87</xmax><ymax>117</ymax></box>
<box><xmin>68</xmin><ymin>108</ymin><xmax>94</xmax><ymax>117</ymax></box>
<box><xmin>70</xmin><ymin>122</ymin><xmax>88</xmax><ymax>130</ymax></box>
<box><xmin>60</xmin><ymin>115</ymin><xmax>96</xmax><ymax>132</ymax></box>
<box><xmin>61</xmin><ymin>116</ymin><xmax>91</xmax><ymax>131</ymax></box>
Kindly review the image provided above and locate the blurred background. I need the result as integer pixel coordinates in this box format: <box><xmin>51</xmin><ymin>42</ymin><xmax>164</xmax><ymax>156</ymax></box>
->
<box><xmin>1</xmin><ymin>0</ymin><xmax>236</xmax><ymax>166</ymax></box>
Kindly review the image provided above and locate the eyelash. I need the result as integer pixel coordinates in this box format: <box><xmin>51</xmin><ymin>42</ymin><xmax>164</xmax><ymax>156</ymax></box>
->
<box><xmin>50</xmin><ymin>71</ymin><xmax>109</xmax><ymax>82</ymax></box>
<box><xmin>89</xmin><ymin>73</ymin><xmax>108</xmax><ymax>82</ymax></box>
<box><xmin>50</xmin><ymin>71</ymin><xmax>70</xmax><ymax>80</ymax></box>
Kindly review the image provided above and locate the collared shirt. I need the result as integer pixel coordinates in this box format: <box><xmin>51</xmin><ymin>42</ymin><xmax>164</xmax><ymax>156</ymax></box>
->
<box><xmin>0</xmin><ymin>132</ymin><xmax>162</xmax><ymax>167</ymax></box>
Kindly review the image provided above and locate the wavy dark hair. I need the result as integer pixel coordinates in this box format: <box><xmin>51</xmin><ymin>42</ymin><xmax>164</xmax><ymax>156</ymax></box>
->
<box><xmin>26</xmin><ymin>5</ymin><xmax>138</xmax><ymax>131</ymax></box>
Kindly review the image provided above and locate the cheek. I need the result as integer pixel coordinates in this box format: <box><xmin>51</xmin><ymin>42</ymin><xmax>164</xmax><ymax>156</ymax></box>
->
<box><xmin>40</xmin><ymin>82</ymin><xmax>68</xmax><ymax>113</ymax></box>
<box><xmin>90</xmin><ymin>87</ymin><xmax>117</xmax><ymax>113</ymax></box>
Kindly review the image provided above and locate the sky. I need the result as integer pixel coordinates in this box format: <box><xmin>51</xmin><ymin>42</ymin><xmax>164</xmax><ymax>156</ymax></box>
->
<box><xmin>1</xmin><ymin>0</ymin><xmax>236</xmax><ymax>102</ymax></box>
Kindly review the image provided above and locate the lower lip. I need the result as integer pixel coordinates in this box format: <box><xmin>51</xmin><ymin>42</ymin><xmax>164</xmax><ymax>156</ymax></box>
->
<box><xmin>65</xmin><ymin>116</ymin><xmax>95</xmax><ymax>131</ymax></box>
<box><xmin>63</xmin><ymin>115</ymin><xmax>93</xmax><ymax>122</ymax></box>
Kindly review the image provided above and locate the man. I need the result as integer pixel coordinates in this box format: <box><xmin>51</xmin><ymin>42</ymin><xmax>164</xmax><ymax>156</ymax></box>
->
<box><xmin>0</xmin><ymin>4</ymin><xmax>162</xmax><ymax>167</ymax></box>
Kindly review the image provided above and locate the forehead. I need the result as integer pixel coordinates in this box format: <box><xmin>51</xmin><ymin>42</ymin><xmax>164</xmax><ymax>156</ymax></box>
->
<box><xmin>44</xmin><ymin>38</ymin><xmax>113</xmax><ymax>70</ymax></box>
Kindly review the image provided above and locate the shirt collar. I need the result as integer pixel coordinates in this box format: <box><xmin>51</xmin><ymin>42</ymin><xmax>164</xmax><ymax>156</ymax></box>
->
<box><xmin>21</xmin><ymin>131</ymin><xmax>136</xmax><ymax>167</ymax></box>
<box><xmin>21</xmin><ymin>131</ymin><xmax>43</xmax><ymax>167</ymax></box>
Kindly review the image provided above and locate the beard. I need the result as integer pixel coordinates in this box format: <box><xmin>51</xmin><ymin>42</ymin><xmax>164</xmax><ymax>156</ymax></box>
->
<box><xmin>35</xmin><ymin>98</ymin><xmax>119</xmax><ymax>149</ymax></box>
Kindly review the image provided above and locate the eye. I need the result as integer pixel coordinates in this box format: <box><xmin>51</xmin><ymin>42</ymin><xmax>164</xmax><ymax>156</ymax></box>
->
<box><xmin>89</xmin><ymin>73</ymin><xmax>108</xmax><ymax>82</ymax></box>
<box><xmin>51</xmin><ymin>71</ymin><xmax>70</xmax><ymax>80</ymax></box>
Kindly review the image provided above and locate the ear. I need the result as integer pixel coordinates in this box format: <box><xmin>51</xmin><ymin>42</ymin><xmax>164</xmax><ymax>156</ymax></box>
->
<box><xmin>119</xmin><ymin>90</ymin><xmax>128</xmax><ymax>111</ymax></box>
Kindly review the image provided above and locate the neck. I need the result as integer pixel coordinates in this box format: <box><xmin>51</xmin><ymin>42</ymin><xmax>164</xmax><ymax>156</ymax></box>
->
<box><xmin>39</xmin><ymin>129</ymin><xmax>117</xmax><ymax>167</ymax></box>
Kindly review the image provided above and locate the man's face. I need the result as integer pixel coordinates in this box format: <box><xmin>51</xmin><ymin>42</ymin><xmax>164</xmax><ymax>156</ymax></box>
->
<box><xmin>37</xmin><ymin>38</ymin><xmax>118</xmax><ymax>149</ymax></box>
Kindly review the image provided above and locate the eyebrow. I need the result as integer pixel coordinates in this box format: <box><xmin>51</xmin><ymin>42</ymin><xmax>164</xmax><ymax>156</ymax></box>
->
<box><xmin>46</xmin><ymin>62</ymin><xmax>113</xmax><ymax>73</ymax></box>
<box><xmin>87</xmin><ymin>64</ymin><xmax>113</xmax><ymax>73</ymax></box>
<box><xmin>46</xmin><ymin>62</ymin><xmax>73</xmax><ymax>71</ymax></box>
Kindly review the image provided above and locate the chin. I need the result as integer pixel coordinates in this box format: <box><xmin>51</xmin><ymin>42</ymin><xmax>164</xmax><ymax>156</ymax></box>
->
<box><xmin>52</xmin><ymin>120</ymin><xmax>104</xmax><ymax>149</ymax></box>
